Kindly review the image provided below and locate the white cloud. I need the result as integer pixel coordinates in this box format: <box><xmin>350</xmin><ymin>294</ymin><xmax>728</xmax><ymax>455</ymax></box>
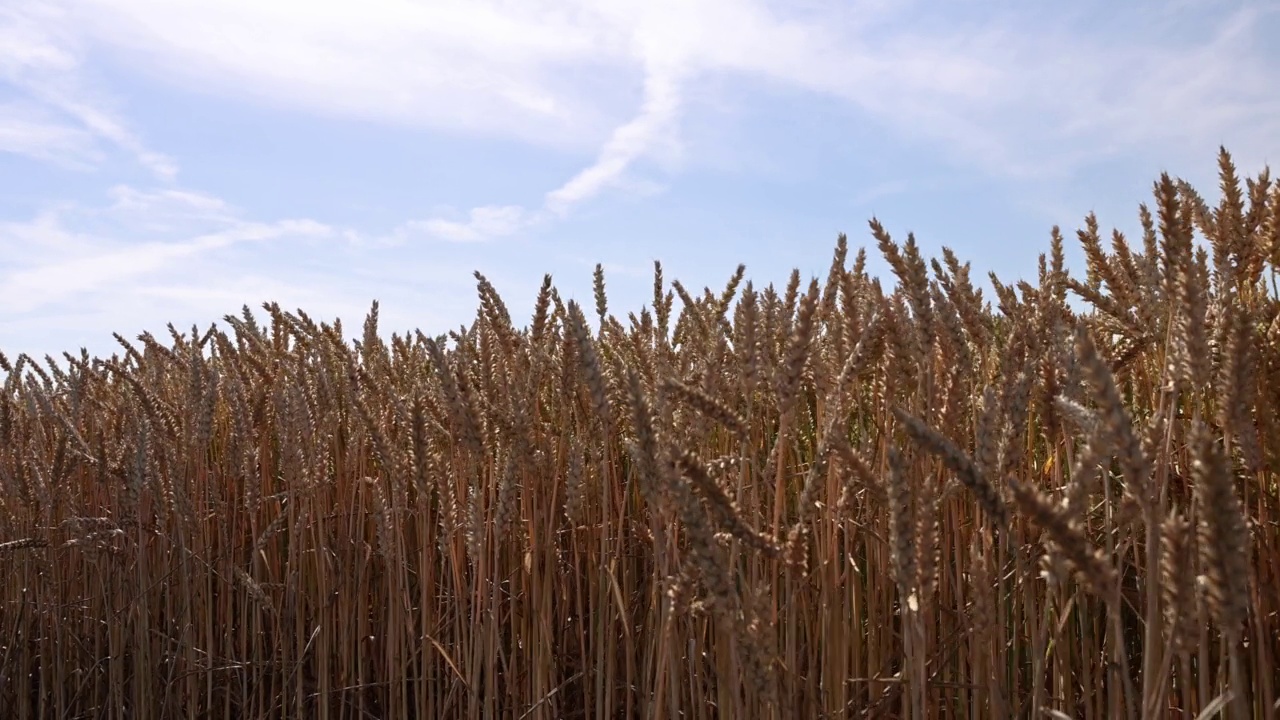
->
<box><xmin>410</xmin><ymin>57</ymin><xmax>684</xmax><ymax>242</ymax></box>
<box><xmin>0</xmin><ymin>191</ymin><xmax>332</xmax><ymax>316</ymax></box>
<box><xmin>8</xmin><ymin>1</ymin><xmax>1278</xmax><ymax>180</ymax></box>
<box><xmin>61</xmin><ymin>0</ymin><xmax>637</xmax><ymax>148</ymax></box>
<box><xmin>404</xmin><ymin>205</ymin><xmax>531</xmax><ymax>243</ymax></box>
<box><xmin>0</xmin><ymin>4</ymin><xmax>80</xmax><ymax>75</ymax></box>
<box><xmin>545</xmin><ymin>67</ymin><xmax>684</xmax><ymax>215</ymax></box>
<box><xmin>4</xmin><ymin>226</ymin><xmax>303</xmax><ymax>312</ymax></box>
<box><xmin>850</xmin><ymin>180</ymin><xmax>910</xmax><ymax>208</ymax></box>
<box><xmin>105</xmin><ymin>185</ymin><xmax>237</xmax><ymax>225</ymax></box>
<box><xmin>40</xmin><ymin>90</ymin><xmax>178</xmax><ymax>179</ymax></box>
<box><xmin>0</xmin><ymin>99</ymin><xmax>101</xmax><ymax>166</ymax></box>
<box><xmin>0</xmin><ymin>182</ymin><xmax>490</xmax><ymax>360</ymax></box>
<box><xmin>1</xmin><ymin>3</ymin><xmax>177</xmax><ymax>178</ymax></box>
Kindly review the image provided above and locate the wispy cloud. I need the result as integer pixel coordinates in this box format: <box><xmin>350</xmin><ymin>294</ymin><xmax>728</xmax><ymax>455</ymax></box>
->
<box><xmin>64</xmin><ymin>0</ymin><xmax>637</xmax><ymax>147</ymax></box>
<box><xmin>1</xmin><ymin>3</ymin><xmax>177</xmax><ymax>178</ymax></box>
<box><xmin>0</xmin><ymin>182</ymin><xmax>491</xmax><ymax>359</ymax></box>
<box><xmin>0</xmin><ymin>188</ymin><xmax>331</xmax><ymax>317</ymax></box>
<box><xmin>403</xmin><ymin>205</ymin><xmax>531</xmax><ymax>243</ymax></box>
<box><xmin>105</xmin><ymin>185</ymin><xmax>236</xmax><ymax>226</ymax></box>
<box><xmin>0</xmin><ymin>99</ymin><xmax>101</xmax><ymax>167</ymax></box>
<box><xmin>412</xmin><ymin>61</ymin><xmax>685</xmax><ymax>242</ymax></box>
<box><xmin>850</xmin><ymin>179</ymin><xmax>910</xmax><ymax>208</ymax></box>
<box><xmin>545</xmin><ymin>68</ymin><xmax>685</xmax><ymax>215</ymax></box>
<box><xmin>9</xmin><ymin>1</ymin><xmax>1279</xmax><ymax>216</ymax></box>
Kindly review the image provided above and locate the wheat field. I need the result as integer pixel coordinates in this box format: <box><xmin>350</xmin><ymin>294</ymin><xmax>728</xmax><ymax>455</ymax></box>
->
<box><xmin>1</xmin><ymin>148</ymin><xmax>1278</xmax><ymax>719</ymax></box>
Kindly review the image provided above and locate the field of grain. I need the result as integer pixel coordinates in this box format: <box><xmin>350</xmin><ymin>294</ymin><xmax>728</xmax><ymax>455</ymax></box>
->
<box><xmin>2</xmin><ymin>148</ymin><xmax>1278</xmax><ymax>719</ymax></box>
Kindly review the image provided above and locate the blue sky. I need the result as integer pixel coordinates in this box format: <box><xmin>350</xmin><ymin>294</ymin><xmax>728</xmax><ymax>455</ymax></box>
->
<box><xmin>2</xmin><ymin>0</ymin><xmax>1278</xmax><ymax>360</ymax></box>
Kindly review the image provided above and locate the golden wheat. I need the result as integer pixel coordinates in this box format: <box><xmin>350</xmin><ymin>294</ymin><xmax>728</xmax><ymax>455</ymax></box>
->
<box><xmin>0</xmin><ymin>147</ymin><xmax>1277</xmax><ymax>719</ymax></box>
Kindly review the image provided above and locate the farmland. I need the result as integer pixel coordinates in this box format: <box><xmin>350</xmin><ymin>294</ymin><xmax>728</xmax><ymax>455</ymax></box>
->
<box><xmin>2</xmin><ymin>149</ymin><xmax>1278</xmax><ymax>718</ymax></box>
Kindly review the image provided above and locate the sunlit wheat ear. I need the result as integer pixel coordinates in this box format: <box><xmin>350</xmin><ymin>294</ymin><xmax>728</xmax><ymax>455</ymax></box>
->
<box><xmin>893</xmin><ymin>407</ymin><xmax>1008</xmax><ymax>529</ymax></box>
<box><xmin>1160</xmin><ymin>513</ymin><xmax>1197</xmax><ymax>653</ymax></box>
<box><xmin>0</xmin><ymin>538</ymin><xmax>47</xmax><ymax>553</ymax></box>
<box><xmin>885</xmin><ymin>447</ymin><xmax>918</xmax><ymax>606</ymax></box>
<box><xmin>674</xmin><ymin>450</ymin><xmax>780</xmax><ymax>558</ymax></box>
<box><xmin>661</xmin><ymin>377</ymin><xmax>747</xmax><ymax>440</ymax></box>
<box><xmin>623</xmin><ymin>366</ymin><xmax>666</xmax><ymax>509</ymax></box>
<box><xmin>425</xmin><ymin>336</ymin><xmax>483</xmax><ymax>457</ymax></box>
<box><xmin>1218</xmin><ymin>305</ymin><xmax>1263</xmax><ymax>473</ymax></box>
<box><xmin>973</xmin><ymin>386</ymin><xmax>1000</xmax><ymax>476</ymax></box>
<box><xmin>777</xmin><ymin>278</ymin><xmax>820</xmax><ymax>419</ymax></box>
<box><xmin>1008</xmin><ymin>478</ymin><xmax>1117</xmax><ymax>599</ymax></box>
<box><xmin>566</xmin><ymin>300</ymin><xmax>611</xmax><ymax>433</ymax></box>
<box><xmin>592</xmin><ymin>263</ymin><xmax>609</xmax><ymax>331</ymax></box>
<box><xmin>492</xmin><ymin>449</ymin><xmax>520</xmax><ymax>543</ymax></box>
<box><xmin>1189</xmin><ymin>420</ymin><xmax>1250</xmax><ymax>635</ymax></box>
<box><xmin>1072</xmin><ymin>323</ymin><xmax>1152</xmax><ymax>503</ymax></box>
<box><xmin>872</xmin><ymin>219</ymin><xmax>934</xmax><ymax>354</ymax></box>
